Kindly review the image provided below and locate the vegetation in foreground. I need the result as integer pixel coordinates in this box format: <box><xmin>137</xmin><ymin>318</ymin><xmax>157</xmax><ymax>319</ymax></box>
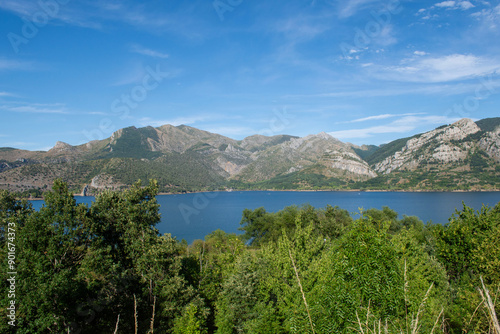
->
<box><xmin>0</xmin><ymin>179</ymin><xmax>499</xmax><ymax>333</ymax></box>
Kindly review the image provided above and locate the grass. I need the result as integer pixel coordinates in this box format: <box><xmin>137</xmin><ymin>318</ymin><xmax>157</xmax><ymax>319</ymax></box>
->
<box><xmin>478</xmin><ymin>276</ymin><xmax>500</xmax><ymax>334</ymax></box>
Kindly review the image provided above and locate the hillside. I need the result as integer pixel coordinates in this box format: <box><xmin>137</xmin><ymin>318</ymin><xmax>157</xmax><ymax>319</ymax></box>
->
<box><xmin>353</xmin><ymin>118</ymin><xmax>500</xmax><ymax>190</ymax></box>
<box><xmin>0</xmin><ymin>118</ymin><xmax>499</xmax><ymax>194</ymax></box>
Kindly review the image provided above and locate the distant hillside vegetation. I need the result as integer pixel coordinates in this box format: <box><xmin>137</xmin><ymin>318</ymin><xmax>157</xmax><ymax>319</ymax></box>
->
<box><xmin>1</xmin><ymin>118</ymin><xmax>499</xmax><ymax>194</ymax></box>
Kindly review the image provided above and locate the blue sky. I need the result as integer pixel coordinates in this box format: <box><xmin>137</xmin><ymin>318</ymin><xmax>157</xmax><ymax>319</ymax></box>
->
<box><xmin>0</xmin><ymin>0</ymin><xmax>499</xmax><ymax>151</ymax></box>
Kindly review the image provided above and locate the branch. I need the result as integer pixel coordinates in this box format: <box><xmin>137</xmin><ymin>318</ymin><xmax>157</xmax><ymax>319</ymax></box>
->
<box><xmin>289</xmin><ymin>249</ymin><xmax>315</xmax><ymax>334</ymax></box>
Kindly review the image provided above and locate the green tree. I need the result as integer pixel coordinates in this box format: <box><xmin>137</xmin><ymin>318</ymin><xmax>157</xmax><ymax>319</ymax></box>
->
<box><xmin>78</xmin><ymin>179</ymin><xmax>196</xmax><ymax>333</ymax></box>
<box><xmin>173</xmin><ymin>303</ymin><xmax>205</xmax><ymax>334</ymax></box>
<box><xmin>5</xmin><ymin>179</ymin><xmax>91</xmax><ymax>333</ymax></box>
<box><xmin>187</xmin><ymin>230</ymin><xmax>246</xmax><ymax>331</ymax></box>
<box><xmin>434</xmin><ymin>202</ymin><xmax>500</xmax><ymax>332</ymax></box>
<box><xmin>310</xmin><ymin>218</ymin><xmax>405</xmax><ymax>333</ymax></box>
<box><xmin>0</xmin><ymin>190</ymin><xmax>34</xmax><ymax>333</ymax></box>
<box><xmin>0</xmin><ymin>179</ymin><xmax>201</xmax><ymax>333</ymax></box>
<box><xmin>215</xmin><ymin>253</ymin><xmax>263</xmax><ymax>333</ymax></box>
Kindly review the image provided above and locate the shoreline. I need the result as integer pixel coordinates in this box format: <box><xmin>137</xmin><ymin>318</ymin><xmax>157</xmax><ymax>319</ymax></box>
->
<box><xmin>156</xmin><ymin>188</ymin><xmax>500</xmax><ymax>196</ymax></box>
<box><xmin>18</xmin><ymin>188</ymin><xmax>500</xmax><ymax>200</ymax></box>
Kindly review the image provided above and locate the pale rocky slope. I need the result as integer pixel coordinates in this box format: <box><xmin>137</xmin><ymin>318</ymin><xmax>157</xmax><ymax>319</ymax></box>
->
<box><xmin>374</xmin><ymin>118</ymin><xmax>488</xmax><ymax>174</ymax></box>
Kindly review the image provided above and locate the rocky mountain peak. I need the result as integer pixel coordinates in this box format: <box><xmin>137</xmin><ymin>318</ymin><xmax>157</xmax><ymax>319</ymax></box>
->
<box><xmin>443</xmin><ymin>118</ymin><xmax>480</xmax><ymax>140</ymax></box>
<box><xmin>49</xmin><ymin>141</ymin><xmax>74</xmax><ymax>153</ymax></box>
<box><xmin>316</xmin><ymin>132</ymin><xmax>333</xmax><ymax>140</ymax></box>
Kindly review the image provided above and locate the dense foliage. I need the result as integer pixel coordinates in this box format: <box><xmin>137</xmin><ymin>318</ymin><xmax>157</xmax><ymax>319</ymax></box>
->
<box><xmin>0</xmin><ymin>180</ymin><xmax>499</xmax><ymax>333</ymax></box>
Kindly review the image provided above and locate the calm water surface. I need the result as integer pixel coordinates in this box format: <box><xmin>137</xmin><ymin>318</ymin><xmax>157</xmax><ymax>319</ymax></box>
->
<box><xmin>30</xmin><ymin>191</ymin><xmax>500</xmax><ymax>243</ymax></box>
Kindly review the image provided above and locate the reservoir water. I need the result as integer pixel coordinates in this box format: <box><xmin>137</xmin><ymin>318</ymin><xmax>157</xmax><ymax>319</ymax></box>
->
<box><xmin>30</xmin><ymin>191</ymin><xmax>500</xmax><ymax>243</ymax></box>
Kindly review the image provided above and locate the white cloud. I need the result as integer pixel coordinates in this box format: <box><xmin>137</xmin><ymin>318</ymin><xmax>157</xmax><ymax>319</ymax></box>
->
<box><xmin>0</xmin><ymin>141</ymin><xmax>54</xmax><ymax>151</ymax></box>
<box><xmin>458</xmin><ymin>1</ymin><xmax>475</xmax><ymax>10</ymax></box>
<box><xmin>0</xmin><ymin>58</ymin><xmax>34</xmax><ymax>71</ymax></box>
<box><xmin>0</xmin><ymin>0</ymin><xmax>101</xmax><ymax>29</ymax></box>
<box><xmin>0</xmin><ymin>92</ymin><xmax>16</xmax><ymax>97</ymax></box>
<box><xmin>414</xmin><ymin>51</ymin><xmax>428</xmax><ymax>56</ymax></box>
<box><xmin>346</xmin><ymin>113</ymin><xmax>426</xmax><ymax>123</ymax></box>
<box><xmin>434</xmin><ymin>0</ymin><xmax>475</xmax><ymax>10</ymax></box>
<box><xmin>329</xmin><ymin>124</ymin><xmax>415</xmax><ymax>139</ymax></box>
<box><xmin>0</xmin><ymin>102</ymin><xmax>69</xmax><ymax>114</ymax></box>
<box><xmin>0</xmin><ymin>0</ymin><xmax>203</xmax><ymax>37</ymax></box>
<box><xmin>139</xmin><ymin>115</ymin><xmax>210</xmax><ymax>127</ymax></box>
<box><xmin>130</xmin><ymin>44</ymin><xmax>169</xmax><ymax>59</ymax></box>
<box><xmin>338</xmin><ymin>0</ymin><xmax>380</xmax><ymax>18</ymax></box>
<box><xmin>87</xmin><ymin>111</ymin><xmax>109</xmax><ymax>116</ymax></box>
<box><xmin>274</xmin><ymin>14</ymin><xmax>330</xmax><ymax>41</ymax></box>
<box><xmin>285</xmin><ymin>77</ymin><xmax>500</xmax><ymax>99</ymax></box>
<box><xmin>0</xmin><ymin>0</ymin><xmax>37</xmax><ymax>17</ymax></box>
<box><xmin>435</xmin><ymin>1</ymin><xmax>456</xmax><ymax>8</ymax></box>
<box><xmin>0</xmin><ymin>141</ymin><xmax>37</xmax><ymax>149</ymax></box>
<box><xmin>374</xmin><ymin>54</ymin><xmax>500</xmax><ymax>83</ymax></box>
<box><xmin>111</xmin><ymin>62</ymin><xmax>148</xmax><ymax>86</ymax></box>
<box><xmin>328</xmin><ymin>115</ymin><xmax>462</xmax><ymax>140</ymax></box>
<box><xmin>376</xmin><ymin>25</ymin><xmax>398</xmax><ymax>46</ymax></box>
<box><xmin>471</xmin><ymin>5</ymin><xmax>500</xmax><ymax>29</ymax></box>
<box><xmin>205</xmin><ymin>126</ymin><xmax>257</xmax><ymax>138</ymax></box>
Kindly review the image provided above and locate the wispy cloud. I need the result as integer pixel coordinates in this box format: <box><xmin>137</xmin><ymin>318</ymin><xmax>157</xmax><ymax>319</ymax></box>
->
<box><xmin>111</xmin><ymin>62</ymin><xmax>148</xmax><ymax>86</ymax></box>
<box><xmin>328</xmin><ymin>115</ymin><xmax>462</xmax><ymax>140</ymax></box>
<box><xmin>343</xmin><ymin>113</ymin><xmax>426</xmax><ymax>123</ymax></box>
<box><xmin>337</xmin><ymin>0</ymin><xmax>380</xmax><ymax>18</ymax></box>
<box><xmin>434</xmin><ymin>1</ymin><xmax>475</xmax><ymax>10</ymax></box>
<box><xmin>285</xmin><ymin>78</ymin><xmax>500</xmax><ymax>99</ymax></box>
<box><xmin>435</xmin><ymin>1</ymin><xmax>455</xmax><ymax>8</ymax></box>
<box><xmin>0</xmin><ymin>0</ymin><xmax>101</xmax><ymax>29</ymax></box>
<box><xmin>0</xmin><ymin>141</ymin><xmax>38</xmax><ymax>149</ymax></box>
<box><xmin>0</xmin><ymin>0</ymin><xmax>203</xmax><ymax>36</ymax></box>
<box><xmin>329</xmin><ymin>124</ymin><xmax>414</xmax><ymax>139</ymax></box>
<box><xmin>372</xmin><ymin>54</ymin><xmax>500</xmax><ymax>83</ymax></box>
<box><xmin>414</xmin><ymin>51</ymin><xmax>428</xmax><ymax>56</ymax></box>
<box><xmin>0</xmin><ymin>102</ymin><xmax>69</xmax><ymax>114</ymax></box>
<box><xmin>0</xmin><ymin>58</ymin><xmax>35</xmax><ymax>71</ymax></box>
<box><xmin>0</xmin><ymin>92</ymin><xmax>17</xmax><ymax>97</ymax></box>
<box><xmin>0</xmin><ymin>0</ymin><xmax>37</xmax><ymax>17</ymax></box>
<box><xmin>471</xmin><ymin>4</ymin><xmax>500</xmax><ymax>30</ymax></box>
<box><xmin>273</xmin><ymin>14</ymin><xmax>331</xmax><ymax>41</ymax></box>
<box><xmin>87</xmin><ymin>111</ymin><xmax>109</xmax><ymax>116</ymax></box>
<box><xmin>376</xmin><ymin>24</ymin><xmax>398</xmax><ymax>46</ymax></box>
<box><xmin>129</xmin><ymin>44</ymin><xmax>169</xmax><ymax>58</ymax></box>
<box><xmin>138</xmin><ymin>115</ymin><xmax>210</xmax><ymax>127</ymax></box>
<box><xmin>205</xmin><ymin>126</ymin><xmax>257</xmax><ymax>138</ymax></box>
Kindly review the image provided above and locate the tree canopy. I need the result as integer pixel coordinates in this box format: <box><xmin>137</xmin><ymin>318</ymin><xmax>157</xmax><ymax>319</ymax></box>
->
<box><xmin>0</xmin><ymin>180</ymin><xmax>498</xmax><ymax>333</ymax></box>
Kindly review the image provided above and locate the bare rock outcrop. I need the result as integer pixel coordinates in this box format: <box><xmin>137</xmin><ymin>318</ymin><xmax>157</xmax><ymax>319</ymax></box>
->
<box><xmin>375</xmin><ymin>118</ymin><xmax>481</xmax><ymax>174</ymax></box>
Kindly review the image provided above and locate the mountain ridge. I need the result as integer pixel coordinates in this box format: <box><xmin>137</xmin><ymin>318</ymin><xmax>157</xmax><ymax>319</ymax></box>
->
<box><xmin>1</xmin><ymin>118</ymin><xmax>499</xmax><ymax>195</ymax></box>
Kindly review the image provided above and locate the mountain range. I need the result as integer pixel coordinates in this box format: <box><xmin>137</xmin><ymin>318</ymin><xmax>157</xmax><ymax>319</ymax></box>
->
<box><xmin>1</xmin><ymin>117</ymin><xmax>499</xmax><ymax>195</ymax></box>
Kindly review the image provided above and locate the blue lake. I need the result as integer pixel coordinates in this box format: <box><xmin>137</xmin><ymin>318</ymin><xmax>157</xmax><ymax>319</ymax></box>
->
<box><xmin>30</xmin><ymin>191</ymin><xmax>500</xmax><ymax>244</ymax></box>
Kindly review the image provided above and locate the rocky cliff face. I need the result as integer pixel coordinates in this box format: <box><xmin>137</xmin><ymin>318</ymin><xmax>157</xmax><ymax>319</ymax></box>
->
<box><xmin>326</xmin><ymin>152</ymin><xmax>377</xmax><ymax>178</ymax></box>
<box><xmin>479</xmin><ymin>127</ymin><xmax>500</xmax><ymax>162</ymax></box>
<box><xmin>234</xmin><ymin>132</ymin><xmax>376</xmax><ymax>182</ymax></box>
<box><xmin>374</xmin><ymin>119</ymin><xmax>482</xmax><ymax>174</ymax></box>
